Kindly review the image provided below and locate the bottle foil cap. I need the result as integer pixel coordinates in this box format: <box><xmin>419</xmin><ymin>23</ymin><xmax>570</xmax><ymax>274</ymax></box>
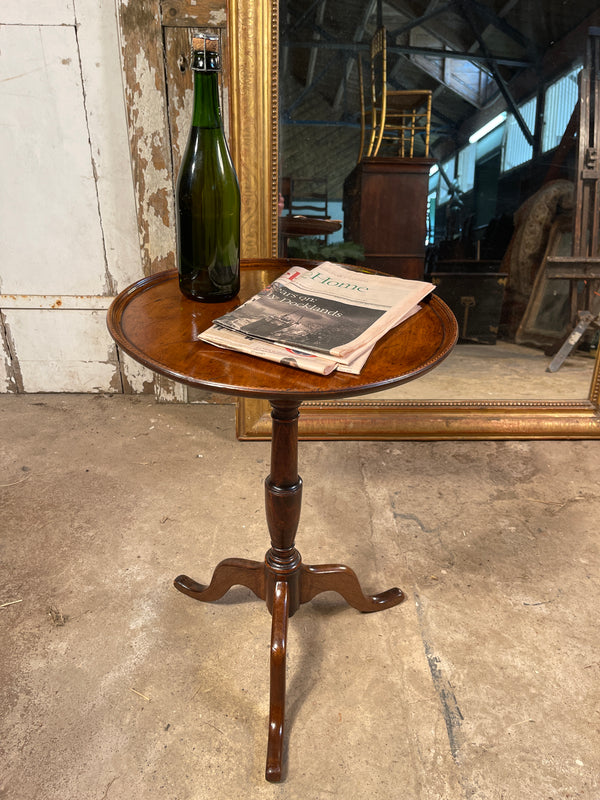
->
<box><xmin>191</xmin><ymin>34</ymin><xmax>220</xmax><ymax>71</ymax></box>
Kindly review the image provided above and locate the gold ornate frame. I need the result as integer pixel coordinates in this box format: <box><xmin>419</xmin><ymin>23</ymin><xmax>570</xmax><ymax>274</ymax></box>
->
<box><xmin>228</xmin><ymin>0</ymin><xmax>279</xmax><ymax>259</ymax></box>
<box><xmin>231</xmin><ymin>0</ymin><xmax>600</xmax><ymax>440</ymax></box>
<box><xmin>236</xmin><ymin>390</ymin><xmax>600</xmax><ymax>440</ymax></box>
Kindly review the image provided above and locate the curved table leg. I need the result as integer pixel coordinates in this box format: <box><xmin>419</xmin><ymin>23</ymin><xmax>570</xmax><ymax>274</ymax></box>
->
<box><xmin>265</xmin><ymin>581</ymin><xmax>289</xmax><ymax>783</ymax></box>
<box><xmin>300</xmin><ymin>563</ymin><xmax>405</xmax><ymax>612</ymax></box>
<box><xmin>172</xmin><ymin>398</ymin><xmax>405</xmax><ymax>782</ymax></box>
<box><xmin>174</xmin><ymin>558</ymin><xmax>266</xmax><ymax>603</ymax></box>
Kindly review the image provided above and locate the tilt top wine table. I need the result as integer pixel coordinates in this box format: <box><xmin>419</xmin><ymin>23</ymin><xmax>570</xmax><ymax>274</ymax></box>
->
<box><xmin>107</xmin><ymin>259</ymin><xmax>457</xmax><ymax>782</ymax></box>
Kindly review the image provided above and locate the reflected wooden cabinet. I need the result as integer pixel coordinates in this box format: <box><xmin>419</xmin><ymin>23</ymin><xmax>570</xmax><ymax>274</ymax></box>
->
<box><xmin>343</xmin><ymin>157</ymin><xmax>434</xmax><ymax>280</ymax></box>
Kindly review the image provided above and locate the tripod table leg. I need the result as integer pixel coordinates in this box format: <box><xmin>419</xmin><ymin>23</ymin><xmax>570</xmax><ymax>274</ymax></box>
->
<box><xmin>300</xmin><ymin>563</ymin><xmax>404</xmax><ymax>612</ymax></box>
<box><xmin>174</xmin><ymin>557</ymin><xmax>266</xmax><ymax>603</ymax></box>
<box><xmin>265</xmin><ymin>580</ymin><xmax>290</xmax><ymax>783</ymax></box>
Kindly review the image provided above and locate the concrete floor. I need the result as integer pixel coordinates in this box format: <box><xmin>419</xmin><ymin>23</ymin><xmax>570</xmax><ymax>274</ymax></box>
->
<box><xmin>1</xmin><ymin>394</ymin><xmax>599</xmax><ymax>800</ymax></box>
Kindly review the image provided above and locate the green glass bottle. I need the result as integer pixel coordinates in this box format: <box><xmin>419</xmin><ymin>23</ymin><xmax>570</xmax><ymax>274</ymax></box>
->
<box><xmin>176</xmin><ymin>34</ymin><xmax>241</xmax><ymax>302</ymax></box>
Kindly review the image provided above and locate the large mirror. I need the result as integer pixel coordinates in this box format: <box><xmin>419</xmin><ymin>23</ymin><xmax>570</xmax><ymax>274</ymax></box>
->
<box><xmin>237</xmin><ymin>0</ymin><xmax>600</xmax><ymax>439</ymax></box>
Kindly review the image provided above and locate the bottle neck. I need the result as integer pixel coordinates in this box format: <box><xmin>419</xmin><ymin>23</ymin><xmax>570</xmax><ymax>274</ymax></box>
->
<box><xmin>191</xmin><ymin>70</ymin><xmax>222</xmax><ymax>129</ymax></box>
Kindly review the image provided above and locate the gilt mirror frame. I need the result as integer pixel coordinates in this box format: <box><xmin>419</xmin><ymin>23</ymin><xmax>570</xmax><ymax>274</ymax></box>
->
<box><xmin>233</xmin><ymin>0</ymin><xmax>600</xmax><ymax>440</ymax></box>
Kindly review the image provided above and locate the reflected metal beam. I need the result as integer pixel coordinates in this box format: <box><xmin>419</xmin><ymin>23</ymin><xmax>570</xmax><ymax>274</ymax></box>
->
<box><xmin>453</xmin><ymin>0</ymin><xmax>534</xmax><ymax>145</ymax></box>
<box><xmin>388</xmin><ymin>2</ymin><xmax>452</xmax><ymax>38</ymax></box>
<box><xmin>281</xmin><ymin>39</ymin><xmax>532</xmax><ymax>67</ymax></box>
<box><xmin>458</xmin><ymin>0</ymin><xmax>535</xmax><ymax>52</ymax></box>
<box><xmin>284</xmin><ymin>52</ymin><xmax>340</xmax><ymax>116</ymax></box>
<box><xmin>306</xmin><ymin>0</ymin><xmax>327</xmax><ymax>86</ymax></box>
<box><xmin>284</xmin><ymin>0</ymin><xmax>326</xmax><ymax>34</ymax></box>
<box><xmin>332</xmin><ymin>0</ymin><xmax>377</xmax><ymax>111</ymax></box>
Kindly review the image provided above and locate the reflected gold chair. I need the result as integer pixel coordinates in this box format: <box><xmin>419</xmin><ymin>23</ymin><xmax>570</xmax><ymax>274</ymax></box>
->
<box><xmin>358</xmin><ymin>27</ymin><xmax>432</xmax><ymax>160</ymax></box>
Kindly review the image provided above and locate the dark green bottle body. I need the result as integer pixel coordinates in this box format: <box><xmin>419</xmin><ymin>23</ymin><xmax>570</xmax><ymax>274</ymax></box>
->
<box><xmin>176</xmin><ymin>58</ymin><xmax>240</xmax><ymax>302</ymax></box>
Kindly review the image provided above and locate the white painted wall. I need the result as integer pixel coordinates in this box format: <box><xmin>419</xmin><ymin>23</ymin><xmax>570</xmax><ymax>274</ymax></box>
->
<box><xmin>0</xmin><ymin>0</ymin><xmax>147</xmax><ymax>393</ymax></box>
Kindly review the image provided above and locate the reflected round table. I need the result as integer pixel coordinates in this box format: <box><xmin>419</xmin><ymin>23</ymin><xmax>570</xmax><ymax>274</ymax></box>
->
<box><xmin>107</xmin><ymin>258</ymin><xmax>457</xmax><ymax>782</ymax></box>
<box><xmin>278</xmin><ymin>216</ymin><xmax>342</xmax><ymax>256</ymax></box>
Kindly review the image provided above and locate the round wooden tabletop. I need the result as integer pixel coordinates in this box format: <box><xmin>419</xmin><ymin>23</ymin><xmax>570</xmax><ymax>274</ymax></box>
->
<box><xmin>107</xmin><ymin>259</ymin><xmax>457</xmax><ymax>402</ymax></box>
<box><xmin>279</xmin><ymin>216</ymin><xmax>342</xmax><ymax>237</ymax></box>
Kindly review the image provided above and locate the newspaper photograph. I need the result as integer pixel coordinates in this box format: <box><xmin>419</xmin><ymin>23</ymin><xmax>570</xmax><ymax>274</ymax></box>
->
<box><xmin>202</xmin><ymin>302</ymin><xmax>420</xmax><ymax>375</ymax></box>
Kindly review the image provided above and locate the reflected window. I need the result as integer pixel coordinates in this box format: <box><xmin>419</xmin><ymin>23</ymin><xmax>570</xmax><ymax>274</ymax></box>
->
<box><xmin>428</xmin><ymin>165</ymin><xmax>439</xmax><ymax>191</ymax></box>
<box><xmin>426</xmin><ymin>190</ymin><xmax>437</xmax><ymax>245</ymax></box>
<box><xmin>502</xmin><ymin>97</ymin><xmax>537</xmax><ymax>172</ymax></box>
<box><xmin>457</xmin><ymin>143</ymin><xmax>476</xmax><ymax>192</ymax></box>
<box><xmin>542</xmin><ymin>65</ymin><xmax>582</xmax><ymax>152</ymax></box>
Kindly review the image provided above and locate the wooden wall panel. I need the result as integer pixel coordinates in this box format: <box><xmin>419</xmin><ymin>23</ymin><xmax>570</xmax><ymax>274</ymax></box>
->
<box><xmin>117</xmin><ymin>0</ymin><xmax>178</xmax><ymax>277</ymax></box>
<box><xmin>3</xmin><ymin>309</ymin><xmax>120</xmax><ymax>393</ymax></box>
<box><xmin>0</xmin><ymin>1</ymin><xmax>144</xmax><ymax>394</ymax></box>
<box><xmin>0</xmin><ymin>25</ymin><xmax>106</xmax><ymax>295</ymax></box>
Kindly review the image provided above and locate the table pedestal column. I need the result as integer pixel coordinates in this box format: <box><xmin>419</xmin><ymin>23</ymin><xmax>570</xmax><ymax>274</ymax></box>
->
<box><xmin>174</xmin><ymin>400</ymin><xmax>405</xmax><ymax>782</ymax></box>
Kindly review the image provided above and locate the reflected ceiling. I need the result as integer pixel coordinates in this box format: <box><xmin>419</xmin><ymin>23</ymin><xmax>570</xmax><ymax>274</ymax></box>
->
<box><xmin>280</xmin><ymin>0</ymin><xmax>600</xmax><ymax>195</ymax></box>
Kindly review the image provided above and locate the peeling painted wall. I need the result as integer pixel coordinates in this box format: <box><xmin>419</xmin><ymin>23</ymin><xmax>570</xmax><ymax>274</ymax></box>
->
<box><xmin>0</xmin><ymin>0</ymin><xmax>235</xmax><ymax>401</ymax></box>
<box><xmin>0</xmin><ymin>0</ymin><xmax>145</xmax><ymax>394</ymax></box>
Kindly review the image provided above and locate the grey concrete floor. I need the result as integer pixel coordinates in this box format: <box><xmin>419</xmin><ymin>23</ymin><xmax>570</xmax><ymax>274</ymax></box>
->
<box><xmin>1</xmin><ymin>394</ymin><xmax>599</xmax><ymax>800</ymax></box>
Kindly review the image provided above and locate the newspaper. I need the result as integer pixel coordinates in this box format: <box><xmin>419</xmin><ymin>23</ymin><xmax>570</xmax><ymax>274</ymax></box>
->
<box><xmin>200</xmin><ymin>325</ymin><xmax>339</xmax><ymax>374</ymax></box>
<box><xmin>201</xmin><ymin>304</ymin><xmax>421</xmax><ymax>375</ymax></box>
<box><xmin>199</xmin><ymin>262</ymin><xmax>434</xmax><ymax>374</ymax></box>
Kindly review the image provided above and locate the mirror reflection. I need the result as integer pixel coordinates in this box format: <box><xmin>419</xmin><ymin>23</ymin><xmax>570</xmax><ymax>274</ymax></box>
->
<box><xmin>279</xmin><ymin>0</ymin><xmax>600</xmax><ymax>400</ymax></box>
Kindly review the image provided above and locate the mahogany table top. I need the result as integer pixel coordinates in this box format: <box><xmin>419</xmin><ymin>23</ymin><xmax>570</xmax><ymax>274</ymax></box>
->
<box><xmin>107</xmin><ymin>259</ymin><xmax>457</xmax><ymax>402</ymax></box>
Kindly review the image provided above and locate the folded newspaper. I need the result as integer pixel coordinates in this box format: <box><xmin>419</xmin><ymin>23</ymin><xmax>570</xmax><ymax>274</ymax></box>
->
<box><xmin>199</xmin><ymin>261</ymin><xmax>435</xmax><ymax>375</ymax></box>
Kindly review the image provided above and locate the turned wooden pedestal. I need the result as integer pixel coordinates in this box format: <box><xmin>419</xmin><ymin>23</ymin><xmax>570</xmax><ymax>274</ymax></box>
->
<box><xmin>174</xmin><ymin>399</ymin><xmax>404</xmax><ymax>780</ymax></box>
<box><xmin>107</xmin><ymin>259</ymin><xmax>457</xmax><ymax>782</ymax></box>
